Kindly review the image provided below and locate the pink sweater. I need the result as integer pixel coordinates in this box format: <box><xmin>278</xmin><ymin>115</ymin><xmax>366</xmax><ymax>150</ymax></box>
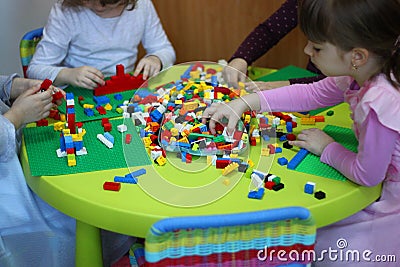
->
<box><xmin>257</xmin><ymin>75</ymin><xmax>400</xmax><ymax>266</ymax></box>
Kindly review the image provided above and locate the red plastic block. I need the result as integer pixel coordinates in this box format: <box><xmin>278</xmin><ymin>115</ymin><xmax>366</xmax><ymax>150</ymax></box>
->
<box><xmin>103</xmin><ymin>122</ymin><xmax>112</xmax><ymax>132</ymax></box>
<box><xmin>94</xmin><ymin>64</ymin><xmax>147</xmax><ymax>96</ymax></box>
<box><xmin>103</xmin><ymin>181</ymin><xmax>121</xmax><ymax>191</ymax></box>
<box><xmin>38</xmin><ymin>79</ymin><xmax>52</xmax><ymax>93</ymax></box>
<box><xmin>125</xmin><ymin>134</ymin><xmax>132</xmax><ymax>144</ymax></box>
<box><xmin>52</xmin><ymin>91</ymin><xmax>64</xmax><ymax>103</ymax></box>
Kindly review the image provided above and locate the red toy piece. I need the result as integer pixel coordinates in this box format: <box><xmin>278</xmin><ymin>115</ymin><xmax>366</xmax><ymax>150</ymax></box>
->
<box><xmin>94</xmin><ymin>64</ymin><xmax>147</xmax><ymax>96</ymax></box>
<box><xmin>125</xmin><ymin>134</ymin><xmax>132</xmax><ymax>144</ymax></box>
<box><xmin>103</xmin><ymin>181</ymin><xmax>121</xmax><ymax>191</ymax></box>
<box><xmin>38</xmin><ymin>79</ymin><xmax>52</xmax><ymax>93</ymax></box>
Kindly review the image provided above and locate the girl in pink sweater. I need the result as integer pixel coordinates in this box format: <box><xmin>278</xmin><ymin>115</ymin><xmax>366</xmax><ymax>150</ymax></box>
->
<box><xmin>203</xmin><ymin>0</ymin><xmax>400</xmax><ymax>266</ymax></box>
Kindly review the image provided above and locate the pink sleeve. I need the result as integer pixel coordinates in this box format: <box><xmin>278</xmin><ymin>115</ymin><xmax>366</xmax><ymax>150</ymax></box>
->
<box><xmin>321</xmin><ymin>110</ymin><xmax>398</xmax><ymax>186</ymax></box>
<box><xmin>256</xmin><ymin>77</ymin><xmax>344</xmax><ymax>112</ymax></box>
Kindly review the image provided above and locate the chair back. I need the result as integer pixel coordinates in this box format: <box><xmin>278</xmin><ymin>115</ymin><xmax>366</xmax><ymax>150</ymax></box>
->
<box><xmin>144</xmin><ymin>207</ymin><xmax>316</xmax><ymax>266</ymax></box>
<box><xmin>20</xmin><ymin>27</ymin><xmax>43</xmax><ymax>78</ymax></box>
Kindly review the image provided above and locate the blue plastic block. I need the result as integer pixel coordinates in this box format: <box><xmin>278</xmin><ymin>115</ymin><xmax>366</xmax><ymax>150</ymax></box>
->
<box><xmin>262</xmin><ymin>135</ymin><xmax>270</xmax><ymax>141</ymax></box>
<box><xmin>67</xmin><ymin>108</ymin><xmax>75</xmax><ymax>114</ymax></box>
<box><xmin>279</xmin><ymin>135</ymin><xmax>287</xmax><ymax>141</ymax></box>
<box><xmin>252</xmin><ymin>170</ymin><xmax>267</xmax><ymax>180</ymax></box>
<box><xmin>248</xmin><ymin>188</ymin><xmax>265</xmax><ymax>199</ymax></box>
<box><xmin>177</xmin><ymin>142</ymin><xmax>191</xmax><ymax>149</ymax></box>
<box><xmin>286</xmin><ymin>122</ymin><xmax>293</xmax><ymax>133</ymax></box>
<box><xmin>275</xmin><ymin>147</ymin><xmax>282</xmax><ymax>153</ymax></box>
<box><xmin>84</xmin><ymin>108</ymin><xmax>94</xmax><ymax>116</ymax></box>
<box><xmin>287</xmin><ymin>148</ymin><xmax>309</xmax><ymax>170</ymax></box>
<box><xmin>304</xmin><ymin>183</ymin><xmax>315</xmax><ymax>194</ymax></box>
<box><xmin>59</xmin><ymin>137</ymin><xmax>66</xmax><ymax>152</ymax></box>
<box><xmin>66</xmin><ymin>92</ymin><xmax>74</xmax><ymax>100</ymax></box>
<box><xmin>93</xmin><ymin>95</ymin><xmax>110</xmax><ymax>105</ymax></box>
<box><xmin>277</xmin><ymin>157</ymin><xmax>288</xmax><ymax>166</ymax></box>
<box><xmin>181</xmin><ymin>151</ymin><xmax>187</xmax><ymax>162</ymax></box>
<box><xmin>74</xmin><ymin>141</ymin><xmax>83</xmax><ymax>151</ymax></box>
<box><xmin>150</xmin><ymin>110</ymin><xmax>163</xmax><ymax>122</ymax></box>
<box><xmin>180</xmin><ymin>64</ymin><xmax>193</xmax><ymax>79</ymax></box>
<box><xmin>129</xmin><ymin>168</ymin><xmax>146</xmax><ymax>177</ymax></box>
<box><xmin>114</xmin><ymin>93</ymin><xmax>123</xmax><ymax>101</ymax></box>
<box><xmin>103</xmin><ymin>132</ymin><xmax>114</xmax><ymax>144</ymax></box>
<box><xmin>115</xmin><ymin>176</ymin><xmax>137</xmax><ymax>184</ymax></box>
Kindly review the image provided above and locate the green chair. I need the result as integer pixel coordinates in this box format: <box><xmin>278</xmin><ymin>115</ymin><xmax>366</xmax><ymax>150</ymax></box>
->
<box><xmin>134</xmin><ymin>207</ymin><xmax>316</xmax><ymax>266</ymax></box>
<box><xmin>20</xmin><ymin>27</ymin><xmax>43</xmax><ymax>78</ymax></box>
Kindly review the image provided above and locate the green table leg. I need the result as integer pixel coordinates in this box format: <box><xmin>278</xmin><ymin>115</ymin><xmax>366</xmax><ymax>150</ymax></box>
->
<box><xmin>76</xmin><ymin>220</ymin><xmax>103</xmax><ymax>267</ymax></box>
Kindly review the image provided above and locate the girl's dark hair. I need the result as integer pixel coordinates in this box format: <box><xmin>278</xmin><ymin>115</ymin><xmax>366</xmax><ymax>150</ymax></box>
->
<box><xmin>299</xmin><ymin>0</ymin><xmax>400</xmax><ymax>87</ymax></box>
<box><xmin>62</xmin><ymin>0</ymin><xmax>137</xmax><ymax>11</ymax></box>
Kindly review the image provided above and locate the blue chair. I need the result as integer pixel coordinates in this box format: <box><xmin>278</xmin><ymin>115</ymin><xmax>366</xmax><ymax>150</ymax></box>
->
<box><xmin>133</xmin><ymin>207</ymin><xmax>316</xmax><ymax>266</ymax></box>
<box><xmin>20</xmin><ymin>27</ymin><xmax>43</xmax><ymax>78</ymax></box>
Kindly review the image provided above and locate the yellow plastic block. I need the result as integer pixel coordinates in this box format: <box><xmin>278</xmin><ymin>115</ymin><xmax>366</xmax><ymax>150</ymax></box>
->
<box><xmin>222</xmin><ymin>162</ymin><xmax>239</xmax><ymax>176</ymax></box>
<box><xmin>175</xmin><ymin>99</ymin><xmax>183</xmax><ymax>105</ymax></box>
<box><xmin>155</xmin><ymin>155</ymin><xmax>166</xmax><ymax>166</ymax></box>
<box><xmin>83</xmin><ymin>104</ymin><xmax>94</xmax><ymax>109</ymax></box>
<box><xmin>261</xmin><ymin>148</ymin><xmax>270</xmax><ymax>156</ymax></box>
<box><xmin>223</xmin><ymin>179</ymin><xmax>231</xmax><ymax>186</ymax></box>
<box><xmin>247</xmin><ymin>159</ymin><xmax>255</xmax><ymax>167</ymax></box>
<box><xmin>104</xmin><ymin>103</ymin><xmax>112</xmax><ymax>111</ymax></box>
<box><xmin>301</xmin><ymin>117</ymin><xmax>316</xmax><ymax>125</ymax></box>
<box><xmin>53</xmin><ymin>121</ymin><xmax>65</xmax><ymax>131</ymax></box>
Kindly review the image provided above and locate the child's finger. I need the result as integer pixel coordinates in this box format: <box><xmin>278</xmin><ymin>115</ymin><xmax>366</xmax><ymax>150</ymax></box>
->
<box><xmin>289</xmin><ymin>140</ymin><xmax>306</xmax><ymax>148</ymax></box>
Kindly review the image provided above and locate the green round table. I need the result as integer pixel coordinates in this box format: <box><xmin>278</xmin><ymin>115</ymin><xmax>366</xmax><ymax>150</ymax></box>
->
<box><xmin>21</xmin><ymin>64</ymin><xmax>382</xmax><ymax>267</ymax></box>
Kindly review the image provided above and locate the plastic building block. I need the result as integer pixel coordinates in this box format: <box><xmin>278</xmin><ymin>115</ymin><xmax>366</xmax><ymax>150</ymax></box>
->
<box><xmin>222</xmin><ymin>162</ymin><xmax>239</xmax><ymax>176</ymax></box>
<box><xmin>94</xmin><ymin>64</ymin><xmax>146</xmax><ymax>96</ymax></box>
<box><xmin>103</xmin><ymin>132</ymin><xmax>114</xmax><ymax>144</ymax></box>
<box><xmin>304</xmin><ymin>182</ymin><xmax>316</xmax><ymax>194</ymax></box>
<box><xmin>128</xmin><ymin>168</ymin><xmax>146</xmax><ymax>177</ymax></box>
<box><xmin>114</xmin><ymin>176</ymin><xmax>137</xmax><ymax>184</ymax></box>
<box><xmin>277</xmin><ymin>157</ymin><xmax>288</xmax><ymax>166</ymax></box>
<box><xmin>287</xmin><ymin>148</ymin><xmax>309</xmax><ymax>170</ymax></box>
<box><xmin>283</xmin><ymin>141</ymin><xmax>293</xmax><ymax>149</ymax></box>
<box><xmin>97</xmin><ymin>134</ymin><xmax>113</xmax><ymax>148</ymax></box>
<box><xmin>272</xmin><ymin>183</ymin><xmax>284</xmax><ymax>191</ymax></box>
<box><xmin>247</xmin><ymin>188</ymin><xmax>265</xmax><ymax>200</ymax></box>
<box><xmin>117</xmin><ymin>124</ymin><xmax>127</xmax><ymax>133</ymax></box>
<box><xmin>314</xmin><ymin>190</ymin><xmax>326</xmax><ymax>200</ymax></box>
<box><xmin>38</xmin><ymin>79</ymin><xmax>52</xmax><ymax>93</ymax></box>
<box><xmin>103</xmin><ymin>181</ymin><xmax>121</xmax><ymax>191</ymax></box>
<box><xmin>326</xmin><ymin>110</ymin><xmax>334</xmax><ymax>116</ymax></box>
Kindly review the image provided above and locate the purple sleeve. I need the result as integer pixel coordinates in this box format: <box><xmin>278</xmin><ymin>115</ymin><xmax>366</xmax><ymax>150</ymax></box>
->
<box><xmin>321</xmin><ymin>110</ymin><xmax>397</xmax><ymax>186</ymax></box>
<box><xmin>230</xmin><ymin>0</ymin><xmax>298</xmax><ymax>65</ymax></box>
<box><xmin>256</xmin><ymin>77</ymin><xmax>344</xmax><ymax>112</ymax></box>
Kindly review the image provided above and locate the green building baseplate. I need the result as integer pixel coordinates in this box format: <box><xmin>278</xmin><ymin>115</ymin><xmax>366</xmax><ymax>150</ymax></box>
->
<box><xmin>294</xmin><ymin>125</ymin><xmax>358</xmax><ymax>181</ymax></box>
<box><xmin>57</xmin><ymin>85</ymin><xmax>152</xmax><ymax>122</ymax></box>
<box><xmin>23</xmin><ymin>118</ymin><xmax>151</xmax><ymax>176</ymax></box>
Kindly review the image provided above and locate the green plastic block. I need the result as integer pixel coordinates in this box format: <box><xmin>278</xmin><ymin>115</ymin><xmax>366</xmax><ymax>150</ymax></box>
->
<box><xmin>294</xmin><ymin>125</ymin><xmax>358</xmax><ymax>181</ymax></box>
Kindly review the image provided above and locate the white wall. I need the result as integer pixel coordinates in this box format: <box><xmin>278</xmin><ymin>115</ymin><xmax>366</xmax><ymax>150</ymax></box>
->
<box><xmin>0</xmin><ymin>0</ymin><xmax>55</xmax><ymax>75</ymax></box>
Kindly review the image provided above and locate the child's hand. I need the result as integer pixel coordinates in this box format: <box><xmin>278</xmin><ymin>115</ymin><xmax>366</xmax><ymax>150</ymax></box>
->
<box><xmin>4</xmin><ymin>85</ymin><xmax>55</xmax><ymax>129</ymax></box>
<box><xmin>56</xmin><ymin>66</ymin><xmax>105</xmax><ymax>89</ymax></box>
<box><xmin>133</xmin><ymin>56</ymin><xmax>162</xmax><ymax>80</ymax></box>
<box><xmin>223</xmin><ymin>58</ymin><xmax>248</xmax><ymax>88</ymax></box>
<box><xmin>244</xmin><ymin>81</ymin><xmax>290</xmax><ymax>92</ymax></box>
<box><xmin>202</xmin><ymin>99</ymin><xmax>247</xmax><ymax>135</ymax></box>
<box><xmin>289</xmin><ymin>128</ymin><xmax>335</xmax><ymax>156</ymax></box>
<box><xmin>10</xmin><ymin>78</ymin><xmax>42</xmax><ymax>100</ymax></box>
<box><xmin>50</xmin><ymin>85</ymin><xmax>66</xmax><ymax>106</ymax></box>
